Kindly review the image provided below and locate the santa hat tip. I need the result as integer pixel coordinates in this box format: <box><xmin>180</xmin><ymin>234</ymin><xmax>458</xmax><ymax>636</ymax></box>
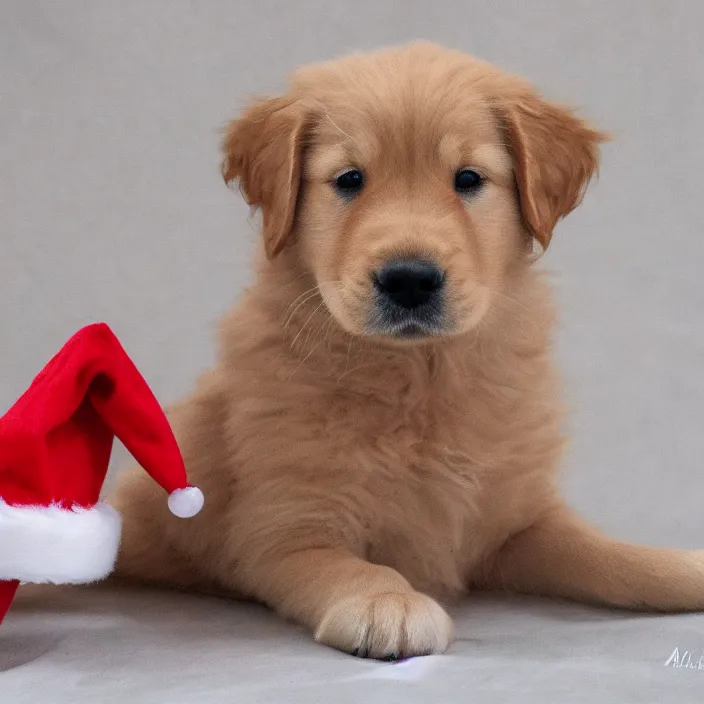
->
<box><xmin>167</xmin><ymin>486</ymin><xmax>204</xmax><ymax>519</ymax></box>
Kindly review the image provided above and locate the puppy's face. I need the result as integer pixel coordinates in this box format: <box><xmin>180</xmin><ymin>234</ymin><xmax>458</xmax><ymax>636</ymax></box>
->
<box><xmin>298</xmin><ymin>81</ymin><xmax>518</xmax><ymax>340</ymax></box>
<box><xmin>223</xmin><ymin>43</ymin><xmax>607</xmax><ymax>342</ymax></box>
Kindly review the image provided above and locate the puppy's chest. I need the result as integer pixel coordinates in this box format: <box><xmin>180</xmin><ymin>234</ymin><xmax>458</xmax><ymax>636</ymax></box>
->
<box><xmin>352</xmin><ymin>402</ymin><xmax>498</xmax><ymax>596</ymax></box>
<box><xmin>333</xmin><ymin>383</ymin><xmax>496</xmax><ymax>480</ymax></box>
<box><xmin>330</xmin><ymin>386</ymin><xmax>501</xmax><ymax>520</ymax></box>
<box><xmin>309</xmin><ymin>377</ymin><xmax>536</xmax><ymax>595</ymax></box>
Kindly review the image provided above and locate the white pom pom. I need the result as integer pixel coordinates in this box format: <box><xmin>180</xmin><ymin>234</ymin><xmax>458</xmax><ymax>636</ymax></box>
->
<box><xmin>168</xmin><ymin>487</ymin><xmax>204</xmax><ymax>518</ymax></box>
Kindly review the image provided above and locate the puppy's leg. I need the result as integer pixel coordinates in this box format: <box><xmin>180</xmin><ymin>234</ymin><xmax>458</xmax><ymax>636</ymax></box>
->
<box><xmin>485</xmin><ymin>505</ymin><xmax>704</xmax><ymax>611</ymax></box>
<box><xmin>233</xmin><ymin>545</ymin><xmax>454</xmax><ymax>659</ymax></box>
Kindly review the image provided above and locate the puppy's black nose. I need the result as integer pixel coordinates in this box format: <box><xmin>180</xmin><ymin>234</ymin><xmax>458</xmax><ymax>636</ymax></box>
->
<box><xmin>373</xmin><ymin>259</ymin><xmax>445</xmax><ymax>309</ymax></box>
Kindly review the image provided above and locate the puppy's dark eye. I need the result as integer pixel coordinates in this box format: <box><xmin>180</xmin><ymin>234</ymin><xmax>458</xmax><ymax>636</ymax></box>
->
<box><xmin>334</xmin><ymin>169</ymin><xmax>364</xmax><ymax>196</ymax></box>
<box><xmin>454</xmin><ymin>168</ymin><xmax>483</xmax><ymax>194</ymax></box>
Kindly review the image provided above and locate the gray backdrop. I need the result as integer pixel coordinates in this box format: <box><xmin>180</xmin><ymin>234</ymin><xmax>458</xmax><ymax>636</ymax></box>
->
<box><xmin>2</xmin><ymin>0</ymin><xmax>703</xmax><ymax>552</ymax></box>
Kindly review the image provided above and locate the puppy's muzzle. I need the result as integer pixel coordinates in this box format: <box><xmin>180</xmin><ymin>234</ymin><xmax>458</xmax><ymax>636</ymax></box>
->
<box><xmin>369</xmin><ymin>259</ymin><xmax>446</xmax><ymax>337</ymax></box>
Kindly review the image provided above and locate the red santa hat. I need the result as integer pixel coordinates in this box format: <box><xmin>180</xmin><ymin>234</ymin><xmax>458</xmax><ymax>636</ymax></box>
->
<box><xmin>0</xmin><ymin>323</ymin><xmax>203</xmax><ymax>616</ymax></box>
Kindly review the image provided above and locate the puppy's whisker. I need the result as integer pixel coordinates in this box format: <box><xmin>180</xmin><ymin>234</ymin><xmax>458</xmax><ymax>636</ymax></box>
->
<box><xmin>341</xmin><ymin>336</ymin><xmax>354</xmax><ymax>381</ymax></box>
<box><xmin>283</xmin><ymin>286</ymin><xmax>320</xmax><ymax>311</ymax></box>
<box><xmin>290</xmin><ymin>300</ymin><xmax>327</xmax><ymax>350</ymax></box>
<box><xmin>487</xmin><ymin>288</ymin><xmax>530</xmax><ymax>313</ymax></box>
<box><xmin>321</xmin><ymin>315</ymin><xmax>337</xmax><ymax>351</ymax></box>
<box><xmin>283</xmin><ymin>280</ymin><xmax>343</xmax><ymax>332</ymax></box>
<box><xmin>324</xmin><ymin>109</ymin><xmax>352</xmax><ymax>140</ymax></box>
<box><xmin>284</xmin><ymin>289</ymin><xmax>323</xmax><ymax>329</ymax></box>
<box><xmin>336</xmin><ymin>360</ymin><xmax>376</xmax><ymax>383</ymax></box>
<box><xmin>286</xmin><ymin>311</ymin><xmax>334</xmax><ymax>380</ymax></box>
<box><xmin>301</xmin><ymin>305</ymin><xmax>330</xmax><ymax>350</ymax></box>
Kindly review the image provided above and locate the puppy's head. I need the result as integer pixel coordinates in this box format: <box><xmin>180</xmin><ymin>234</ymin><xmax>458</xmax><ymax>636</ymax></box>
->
<box><xmin>223</xmin><ymin>43</ymin><xmax>607</xmax><ymax>342</ymax></box>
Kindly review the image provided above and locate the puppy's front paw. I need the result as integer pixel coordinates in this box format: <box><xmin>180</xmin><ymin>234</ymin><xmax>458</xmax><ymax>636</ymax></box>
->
<box><xmin>314</xmin><ymin>591</ymin><xmax>454</xmax><ymax>659</ymax></box>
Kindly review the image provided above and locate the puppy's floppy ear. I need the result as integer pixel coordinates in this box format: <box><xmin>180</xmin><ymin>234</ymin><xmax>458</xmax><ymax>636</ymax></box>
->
<box><xmin>222</xmin><ymin>96</ymin><xmax>308</xmax><ymax>259</ymax></box>
<box><xmin>500</xmin><ymin>90</ymin><xmax>609</xmax><ymax>249</ymax></box>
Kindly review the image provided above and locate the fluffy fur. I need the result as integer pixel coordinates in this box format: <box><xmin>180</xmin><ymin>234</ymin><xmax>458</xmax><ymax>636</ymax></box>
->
<box><xmin>112</xmin><ymin>43</ymin><xmax>704</xmax><ymax>660</ymax></box>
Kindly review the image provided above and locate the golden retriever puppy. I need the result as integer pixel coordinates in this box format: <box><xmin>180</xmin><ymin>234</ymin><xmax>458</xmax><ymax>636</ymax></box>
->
<box><xmin>112</xmin><ymin>42</ymin><xmax>704</xmax><ymax>660</ymax></box>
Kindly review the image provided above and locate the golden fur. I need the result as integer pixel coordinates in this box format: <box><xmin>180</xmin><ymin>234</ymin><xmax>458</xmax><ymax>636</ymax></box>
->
<box><xmin>112</xmin><ymin>42</ymin><xmax>704</xmax><ymax>660</ymax></box>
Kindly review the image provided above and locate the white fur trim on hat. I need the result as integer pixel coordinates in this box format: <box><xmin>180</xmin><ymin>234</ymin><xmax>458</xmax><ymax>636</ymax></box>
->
<box><xmin>0</xmin><ymin>500</ymin><xmax>121</xmax><ymax>584</ymax></box>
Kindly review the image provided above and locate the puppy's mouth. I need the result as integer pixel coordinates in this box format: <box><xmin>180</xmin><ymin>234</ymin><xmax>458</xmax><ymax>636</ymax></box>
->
<box><xmin>379</xmin><ymin>320</ymin><xmax>445</xmax><ymax>339</ymax></box>
<box><xmin>366</xmin><ymin>297</ymin><xmax>448</xmax><ymax>340</ymax></box>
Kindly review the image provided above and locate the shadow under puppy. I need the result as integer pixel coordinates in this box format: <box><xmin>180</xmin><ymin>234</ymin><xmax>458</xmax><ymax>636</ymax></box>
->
<box><xmin>112</xmin><ymin>42</ymin><xmax>704</xmax><ymax>660</ymax></box>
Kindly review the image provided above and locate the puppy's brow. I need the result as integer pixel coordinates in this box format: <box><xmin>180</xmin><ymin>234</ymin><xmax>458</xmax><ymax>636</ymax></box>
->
<box><xmin>306</xmin><ymin>145</ymin><xmax>353</xmax><ymax>180</ymax></box>
<box><xmin>470</xmin><ymin>145</ymin><xmax>513</xmax><ymax>173</ymax></box>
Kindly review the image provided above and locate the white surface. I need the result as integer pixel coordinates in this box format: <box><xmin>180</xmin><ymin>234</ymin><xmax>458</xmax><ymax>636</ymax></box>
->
<box><xmin>3</xmin><ymin>585</ymin><xmax>704</xmax><ymax>703</ymax></box>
